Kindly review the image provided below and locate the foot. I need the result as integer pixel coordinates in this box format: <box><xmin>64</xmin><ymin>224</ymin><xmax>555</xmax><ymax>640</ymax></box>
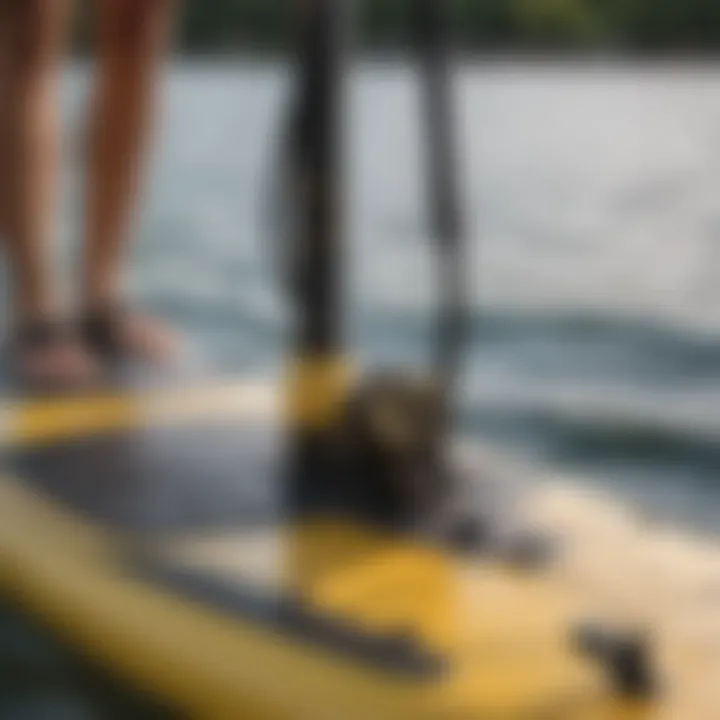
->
<box><xmin>8</xmin><ymin>319</ymin><xmax>99</xmax><ymax>390</ymax></box>
<box><xmin>81</xmin><ymin>305</ymin><xmax>179</xmax><ymax>364</ymax></box>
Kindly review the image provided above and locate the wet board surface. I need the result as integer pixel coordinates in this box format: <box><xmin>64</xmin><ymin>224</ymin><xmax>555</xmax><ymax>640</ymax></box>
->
<box><xmin>1</xmin><ymin>380</ymin><xmax>720</xmax><ymax>718</ymax></box>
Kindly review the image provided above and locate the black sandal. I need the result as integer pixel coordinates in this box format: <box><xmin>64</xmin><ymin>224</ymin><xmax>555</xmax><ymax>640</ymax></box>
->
<box><xmin>81</xmin><ymin>305</ymin><xmax>127</xmax><ymax>361</ymax></box>
<box><xmin>5</xmin><ymin>318</ymin><xmax>92</xmax><ymax>389</ymax></box>
<box><xmin>80</xmin><ymin>304</ymin><xmax>177</xmax><ymax>364</ymax></box>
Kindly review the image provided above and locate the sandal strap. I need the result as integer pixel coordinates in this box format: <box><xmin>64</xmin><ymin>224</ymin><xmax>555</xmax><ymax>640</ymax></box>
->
<box><xmin>81</xmin><ymin>304</ymin><xmax>128</xmax><ymax>358</ymax></box>
<box><xmin>11</xmin><ymin>319</ymin><xmax>72</xmax><ymax>351</ymax></box>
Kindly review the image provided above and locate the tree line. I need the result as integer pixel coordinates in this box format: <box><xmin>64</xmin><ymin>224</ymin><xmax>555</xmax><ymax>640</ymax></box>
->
<box><xmin>78</xmin><ymin>1</ymin><xmax>720</xmax><ymax>53</ymax></box>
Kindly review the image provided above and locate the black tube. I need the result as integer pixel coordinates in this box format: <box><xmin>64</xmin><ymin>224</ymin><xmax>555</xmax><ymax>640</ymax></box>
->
<box><xmin>286</xmin><ymin>0</ymin><xmax>352</xmax><ymax>516</ymax></box>
<box><xmin>413</xmin><ymin>0</ymin><xmax>466</xmax><ymax>418</ymax></box>
<box><xmin>290</xmin><ymin>0</ymin><xmax>350</xmax><ymax>357</ymax></box>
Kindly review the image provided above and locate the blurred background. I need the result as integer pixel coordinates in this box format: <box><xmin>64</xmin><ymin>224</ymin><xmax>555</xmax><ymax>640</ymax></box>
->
<box><xmin>5</xmin><ymin>0</ymin><xmax>720</xmax><ymax>717</ymax></box>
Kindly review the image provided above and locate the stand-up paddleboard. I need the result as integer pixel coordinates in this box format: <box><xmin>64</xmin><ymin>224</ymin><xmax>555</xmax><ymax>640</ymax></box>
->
<box><xmin>3</xmin><ymin>378</ymin><xmax>720</xmax><ymax>718</ymax></box>
<box><xmin>0</xmin><ymin>378</ymin><xmax>655</xmax><ymax>719</ymax></box>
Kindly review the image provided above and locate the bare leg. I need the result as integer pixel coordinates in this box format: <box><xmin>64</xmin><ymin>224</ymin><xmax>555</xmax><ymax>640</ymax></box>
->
<box><xmin>0</xmin><ymin>0</ymin><xmax>95</xmax><ymax>384</ymax></box>
<box><xmin>2</xmin><ymin>0</ymin><xmax>68</xmax><ymax>320</ymax></box>
<box><xmin>0</xmin><ymin>4</ymin><xmax>9</xmax><ymax>244</ymax></box>
<box><xmin>83</xmin><ymin>0</ymin><xmax>177</xmax><ymax>360</ymax></box>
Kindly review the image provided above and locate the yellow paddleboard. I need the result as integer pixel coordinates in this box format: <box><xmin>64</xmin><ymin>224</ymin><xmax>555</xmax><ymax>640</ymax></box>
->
<box><xmin>1</xmin><ymin>380</ymin><xmax>717</xmax><ymax>718</ymax></box>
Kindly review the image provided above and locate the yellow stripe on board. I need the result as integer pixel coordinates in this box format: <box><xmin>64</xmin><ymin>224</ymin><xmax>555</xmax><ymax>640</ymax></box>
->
<box><xmin>0</xmin><ymin>381</ymin><xmax>277</xmax><ymax>449</ymax></box>
<box><xmin>0</xmin><ymin>358</ymin><xmax>355</xmax><ymax>448</ymax></box>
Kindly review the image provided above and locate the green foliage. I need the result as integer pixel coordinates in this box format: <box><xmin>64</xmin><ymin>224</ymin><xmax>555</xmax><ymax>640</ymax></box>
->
<box><xmin>77</xmin><ymin>0</ymin><xmax>720</xmax><ymax>53</ymax></box>
<box><xmin>513</xmin><ymin>0</ymin><xmax>603</xmax><ymax>47</ymax></box>
<box><xmin>179</xmin><ymin>0</ymin><xmax>293</xmax><ymax>50</ymax></box>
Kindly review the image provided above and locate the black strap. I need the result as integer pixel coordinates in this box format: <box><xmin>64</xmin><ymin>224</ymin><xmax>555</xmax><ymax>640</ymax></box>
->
<box><xmin>413</xmin><ymin>0</ymin><xmax>466</xmax><ymax>428</ymax></box>
<box><xmin>11</xmin><ymin>319</ymin><xmax>71</xmax><ymax>351</ymax></box>
<box><xmin>81</xmin><ymin>305</ymin><xmax>127</xmax><ymax>358</ymax></box>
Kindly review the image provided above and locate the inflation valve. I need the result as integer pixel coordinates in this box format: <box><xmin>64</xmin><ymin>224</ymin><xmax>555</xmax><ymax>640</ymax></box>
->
<box><xmin>573</xmin><ymin>622</ymin><xmax>658</xmax><ymax>700</ymax></box>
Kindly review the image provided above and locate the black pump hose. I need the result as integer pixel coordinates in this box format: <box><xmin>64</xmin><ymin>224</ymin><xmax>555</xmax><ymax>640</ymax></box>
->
<box><xmin>413</xmin><ymin>0</ymin><xmax>467</xmax><ymax>423</ymax></box>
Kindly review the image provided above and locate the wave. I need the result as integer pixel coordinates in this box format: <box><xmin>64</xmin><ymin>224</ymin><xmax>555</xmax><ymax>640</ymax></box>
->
<box><xmin>463</xmin><ymin>399</ymin><xmax>720</xmax><ymax>480</ymax></box>
<box><xmin>354</xmin><ymin>305</ymin><xmax>720</xmax><ymax>386</ymax></box>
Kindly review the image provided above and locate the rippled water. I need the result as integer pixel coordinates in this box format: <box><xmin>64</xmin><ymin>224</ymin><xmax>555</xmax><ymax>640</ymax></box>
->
<box><xmin>63</xmin><ymin>59</ymin><xmax>720</xmax><ymax>534</ymax></box>
<box><xmin>5</xmin><ymin>60</ymin><xmax>720</xmax><ymax>717</ymax></box>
